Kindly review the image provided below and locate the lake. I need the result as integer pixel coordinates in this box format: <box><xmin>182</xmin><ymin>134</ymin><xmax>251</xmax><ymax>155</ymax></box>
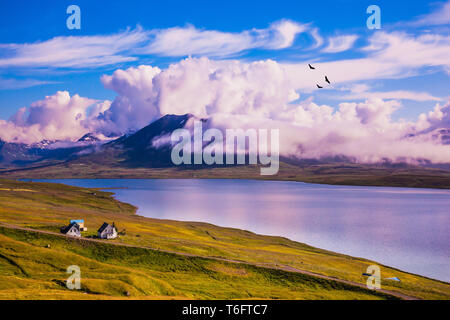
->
<box><xmin>34</xmin><ymin>179</ymin><xmax>450</xmax><ymax>282</ymax></box>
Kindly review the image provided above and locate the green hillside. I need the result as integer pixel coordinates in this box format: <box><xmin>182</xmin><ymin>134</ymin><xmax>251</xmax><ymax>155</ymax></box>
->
<box><xmin>0</xmin><ymin>226</ymin><xmax>394</xmax><ymax>300</ymax></box>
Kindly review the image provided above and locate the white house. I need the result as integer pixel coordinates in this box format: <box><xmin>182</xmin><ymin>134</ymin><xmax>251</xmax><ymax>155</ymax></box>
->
<box><xmin>60</xmin><ymin>222</ymin><xmax>81</xmax><ymax>237</ymax></box>
<box><xmin>97</xmin><ymin>222</ymin><xmax>118</xmax><ymax>239</ymax></box>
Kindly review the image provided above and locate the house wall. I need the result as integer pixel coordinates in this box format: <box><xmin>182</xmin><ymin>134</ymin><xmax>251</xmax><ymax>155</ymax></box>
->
<box><xmin>107</xmin><ymin>230</ymin><xmax>117</xmax><ymax>239</ymax></box>
<box><xmin>67</xmin><ymin>228</ymin><xmax>81</xmax><ymax>237</ymax></box>
<box><xmin>98</xmin><ymin>229</ymin><xmax>117</xmax><ymax>239</ymax></box>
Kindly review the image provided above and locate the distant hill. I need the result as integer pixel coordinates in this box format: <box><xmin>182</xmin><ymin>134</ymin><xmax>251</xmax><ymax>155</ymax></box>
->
<box><xmin>0</xmin><ymin>114</ymin><xmax>191</xmax><ymax>170</ymax></box>
<box><xmin>0</xmin><ymin>139</ymin><xmax>89</xmax><ymax>169</ymax></box>
<box><xmin>1</xmin><ymin>114</ymin><xmax>450</xmax><ymax>189</ymax></box>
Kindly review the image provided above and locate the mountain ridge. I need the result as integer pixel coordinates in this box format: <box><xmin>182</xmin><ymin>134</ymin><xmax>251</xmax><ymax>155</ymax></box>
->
<box><xmin>1</xmin><ymin>114</ymin><xmax>450</xmax><ymax>189</ymax></box>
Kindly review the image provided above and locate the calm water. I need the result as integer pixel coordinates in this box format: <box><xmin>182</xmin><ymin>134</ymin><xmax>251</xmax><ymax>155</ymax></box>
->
<box><xmin>35</xmin><ymin>179</ymin><xmax>450</xmax><ymax>282</ymax></box>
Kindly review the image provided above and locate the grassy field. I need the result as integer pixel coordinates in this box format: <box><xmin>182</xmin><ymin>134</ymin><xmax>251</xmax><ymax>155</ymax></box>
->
<box><xmin>0</xmin><ymin>179</ymin><xmax>449</xmax><ymax>300</ymax></box>
<box><xmin>0</xmin><ymin>226</ymin><xmax>395</xmax><ymax>300</ymax></box>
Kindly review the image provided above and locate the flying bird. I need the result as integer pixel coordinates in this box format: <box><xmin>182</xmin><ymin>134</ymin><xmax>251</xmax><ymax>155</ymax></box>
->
<box><xmin>325</xmin><ymin>76</ymin><xmax>331</xmax><ymax>84</ymax></box>
<box><xmin>308</xmin><ymin>64</ymin><xmax>315</xmax><ymax>70</ymax></box>
<box><xmin>316</xmin><ymin>84</ymin><xmax>323</xmax><ymax>89</ymax></box>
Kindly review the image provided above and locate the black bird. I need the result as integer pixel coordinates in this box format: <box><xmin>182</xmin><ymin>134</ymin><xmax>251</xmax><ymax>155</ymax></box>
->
<box><xmin>316</xmin><ymin>84</ymin><xmax>323</xmax><ymax>89</ymax></box>
<box><xmin>325</xmin><ymin>76</ymin><xmax>330</xmax><ymax>84</ymax></box>
<box><xmin>308</xmin><ymin>64</ymin><xmax>315</xmax><ymax>70</ymax></box>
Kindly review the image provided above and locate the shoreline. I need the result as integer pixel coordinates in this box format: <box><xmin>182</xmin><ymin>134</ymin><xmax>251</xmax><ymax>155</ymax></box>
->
<box><xmin>21</xmin><ymin>176</ymin><xmax>450</xmax><ymax>191</ymax></box>
<box><xmin>4</xmin><ymin>160</ymin><xmax>450</xmax><ymax>190</ymax></box>
<box><xmin>27</xmin><ymin>178</ymin><xmax>450</xmax><ymax>283</ymax></box>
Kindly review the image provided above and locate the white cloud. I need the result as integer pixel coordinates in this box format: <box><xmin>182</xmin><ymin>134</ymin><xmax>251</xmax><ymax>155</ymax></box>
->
<box><xmin>268</xmin><ymin>20</ymin><xmax>308</xmax><ymax>49</ymax></box>
<box><xmin>309</xmin><ymin>28</ymin><xmax>324</xmax><ymax>49</ymax></box>
<box><xmin>0</xmin><ymin>91</ymin><xmax>100</xmax><ymax>143</ymax></box>
<box><xmin>412</xmin><ymin>1</ymin><xmax>450</xmax><ymax>26</ymax></box>
<box><xmin>417</xmin><ymin>101</ymin><xmax>450</xmax><ymax>131</ymax></box>
<box><xmin>337</xmin><ymin>84</ymin><xmax>442</xmax><ymax>102</ymax></box>
<box><xmin>0</xmin><ymin>20</ymin><xmax>312</xmax><ymax>69</ymax></box>
<box><xmin>284</xmin><ymin>31</ymin><xmax>450</xmax><ymax>88</ymax></box>
<box><xmin>354</xmin><ymin>91</ymin><xmax>441</xmax><ymax>102</ymax></box>
<box><xmin>0</xmin><ymin>77</ymin><xmax>57</xmax><ymax>90</ymax></box>
<box><xmin>0</xmin><ymin>27</ymin><xmax>146</xmax><ymax>69</ymax></box>
<box><xmin>322</xmin><ymin>35</ymin><xmax>358</xmax><ymax>53</ymax></box>
<box><xmin>95</xmin><ymin>58</ymin><xmax>299</xmax><ymax>134</ymax></box>
<box><xmin>91</xmin><ymin>58</ymin><xmax>450</xmax><ymax>164</ymax></box>
<box><xmin>139</xmin><ymin>20</ymin><xmax>308</xmax><ymax>57</ymax></box>
<box><xmin>97</xmin><ymin>65</ymin><xmax>162</xmax><ymax>134</ymax></box>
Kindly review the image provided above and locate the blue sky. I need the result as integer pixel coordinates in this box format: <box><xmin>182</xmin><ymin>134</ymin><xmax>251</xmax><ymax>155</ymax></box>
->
<box><xmin>0</xmin><ymin>0</ymin><xmax>449</xmax><ymax>124</ymax></box>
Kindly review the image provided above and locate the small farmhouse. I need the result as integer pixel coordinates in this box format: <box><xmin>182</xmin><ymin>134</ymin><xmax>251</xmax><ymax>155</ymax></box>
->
<box><xmin>60</xmin><ymin>222</ymin><xmax>81</xmax><ymax>237</ymax></box>
<box><xmin>70</xmin><ymin>219</ymin><xmax>87</xmax><ymax>231</ymax></box>
<box><xmin>97</xmin><ymin>222</ymin><xmax>118</xmax><ymax>239</ymax></box>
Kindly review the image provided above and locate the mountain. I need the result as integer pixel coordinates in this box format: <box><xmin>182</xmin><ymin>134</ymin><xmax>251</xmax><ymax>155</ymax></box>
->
<box><xmin>112</xmin><ymin>114</ymin><xmax>190</xmax><ymax>149</ymax></box>
<box><xmin>3</xmin><ymin>113</ymin><xmax>448</xmax><ymax>171</ymax></box>
<box><xmin>76</xmin><ymin>113</ymin><xmax>193</xmax><ymax>168</ymax></box>
<box><xmin>78</xmin><ymin>133</ymin><xmax>100</xmax><ymax>142</ymax></box>
<box><xmin>0</xmin><ymin>115</ymin><xmax>190</xmax><ymax>169</ymax></box>
<box><xmin>0</xmin><ymin>136</ymin><xmax>98</xmax><ymax>169</ymax></box>
<box><xmin>0</xmin><ymin>139</ymin><xmax>53</xmax><ymax>168</ymax></box>
<box><xmin>1</xmin><ymin>114</ymin><xmax>450</xmax><ymax>189</ymax></box>
<box><xmin>111</xmin><ymin>113</ymin><xmax>192</xmax><ymax>166</ymax></box>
